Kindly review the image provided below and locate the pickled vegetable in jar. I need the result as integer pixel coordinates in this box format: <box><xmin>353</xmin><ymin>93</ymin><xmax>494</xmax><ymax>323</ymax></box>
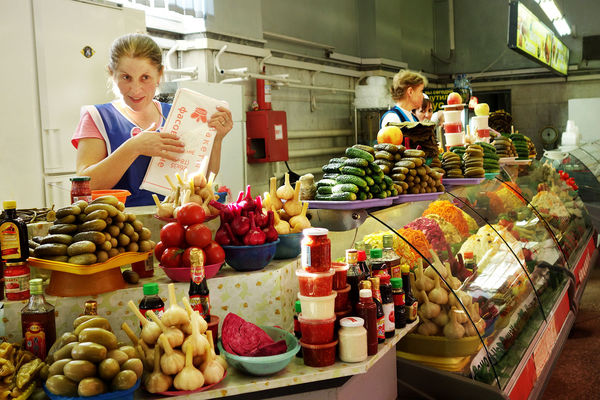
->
<box><xmin>70</xmin><ymin>176</ymin><xmax>92</xmax><ymax>203</ymax></box>
<box><xmin>301</xmin><ymin>228</ymin><xmax>331</xmax><ymax>273</ymax></box>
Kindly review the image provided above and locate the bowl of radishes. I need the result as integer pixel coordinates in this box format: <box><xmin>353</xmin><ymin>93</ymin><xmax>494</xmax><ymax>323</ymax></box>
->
<box><xmin>212</xmin><ymin>185</ymin><xmax>281</xmax><ymax>271</ymax></box>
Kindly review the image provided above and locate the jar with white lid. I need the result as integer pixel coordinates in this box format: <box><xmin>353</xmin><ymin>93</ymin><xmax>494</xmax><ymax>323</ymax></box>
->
<box><xmin>338</xmin><ymin>316</ymin><xmax>367</xmax><ymax>362</ymax></box>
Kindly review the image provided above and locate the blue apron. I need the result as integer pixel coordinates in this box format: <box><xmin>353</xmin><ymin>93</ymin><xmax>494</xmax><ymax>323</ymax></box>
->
<box><xmin>380</xmin><ymin>106</ymin><xmax>417</xmax><ymax>129</ymax></box>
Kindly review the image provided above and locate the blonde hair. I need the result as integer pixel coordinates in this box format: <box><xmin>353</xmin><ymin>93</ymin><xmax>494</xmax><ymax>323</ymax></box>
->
<box><xmin>390</xmin><ymin>70</ymin><xmax>428</xmax><ymax>101</ymax></box>
<box><xmin>108</xmin><ymin>33</ymin><xmax>163</xmax><ymax>75</ymax></box>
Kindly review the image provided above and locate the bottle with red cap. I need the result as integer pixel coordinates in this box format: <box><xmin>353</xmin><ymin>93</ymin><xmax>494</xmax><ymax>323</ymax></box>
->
<box><xmin>355</xmin><ymin>288</ymin><xmax>378</xmax><ymax>356</ymax></box>
<box><xmin>357</xmin><ymin>250</ymin><xmax>370</xmax><ymax>278</ymax></box>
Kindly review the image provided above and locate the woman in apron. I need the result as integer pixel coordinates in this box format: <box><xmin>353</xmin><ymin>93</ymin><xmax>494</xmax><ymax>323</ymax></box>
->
<box><xmin>379</xmin><ymin>70</ymin><xmax>428</xmax><ymax>129</ymax></box>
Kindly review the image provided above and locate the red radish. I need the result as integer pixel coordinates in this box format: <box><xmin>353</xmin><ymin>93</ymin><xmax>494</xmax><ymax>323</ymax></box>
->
<box><xmin>262</xmin><ymin>210</ymin><xmax>278</xmax><ymax>243</ymax></box>
<box><xmin>231</xmin><ymin>207</ymin><xmax>250</xmax><ymax>237</ymax></box>
<box><xmin>214</xmin><ymin>223</ymin><xmax>231</xmax><ymax>246</ymax></box>
<box><xmin>243</xmin><ymin>212</ymin><xmax>266</xmax><ymax>246</ymax></box>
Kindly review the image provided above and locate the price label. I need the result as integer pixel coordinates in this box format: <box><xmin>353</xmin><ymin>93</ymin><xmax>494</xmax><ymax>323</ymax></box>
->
<box><xmin>533</xmin><ymin>316</ymin><xmax>558</xmax><ymax>377</ymax></box>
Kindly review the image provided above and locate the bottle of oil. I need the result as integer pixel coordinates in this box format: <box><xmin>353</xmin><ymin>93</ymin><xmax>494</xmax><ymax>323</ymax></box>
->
<box><xmin>21</xmin><ymin>278</ymin><xmax>56</xmax><ymax>359</ymax></box>
<box><xmin>0</xmin><ymin>201</ymin><xmax>29</xmax><ymax>263</ymax></box>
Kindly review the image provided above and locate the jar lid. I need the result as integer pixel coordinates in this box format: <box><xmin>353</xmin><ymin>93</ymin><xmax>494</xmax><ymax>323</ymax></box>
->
<box><xmin>70</xmin><ymin>176</ymin><xmax>91</xmax><ymax>182</ymax></box>
<box><xmin>340</xmin><ymin>316</ymin><xmax>364</xmax><ymax>328</ymax></box>
<box><xmin>3</xmin><ymin>200</ymin><xmax>16</xmax><ymax>209</ymax></box>
<box><xmin>143</xmin><ymin>282</ymin><xmax>159</xmax><ymax>295</ymax></box>
<box><xmin>359</xmin><ymin>288</ymin><xmax>372</xmax><ymax>298</ymax></box>
<box><xmin>30</xmin><ymin>278</ymin><xmax>43</xmax><ymax>295</ymax></box>
<box><xmin>380</xmin><ymin>274</ymin><xmax>391</xmax><ymax>284</ymax></box>
<box><xmin>332</xmin><ymin>262</ymin><xmax>349</xmax><ymax>272</ymax></box>
<box><xmin>390</xmin><ymin>277</ymin><xmax>403</xmax><ymax>288</ymax></box>
<box><xmin>357</xmin><ymin>250</ymin><xmax>366</xmax><ymax>262</ymax></box>
<box><xmin>5</xmin><ymin>261</ymin><xmax>27</xmax><ymax>267</ymax></box>
<box><xmin>370</xmin><ymin>248</ymin><xmax>382</xmax><ymax>258</ymax></box>
<box><xmin>464</xmin><ymin>251</ymin><xmax>474</xmax><ymax>258</ymax></box>
<box><xmin>303</xmin><ymin>227</ymin><xmax>328</xmax><ymax>236</ymax></box>
<box><xmin>401</xmin><ymin>264</ymin><xmax>410</xmax><ymax>273</ymax></box>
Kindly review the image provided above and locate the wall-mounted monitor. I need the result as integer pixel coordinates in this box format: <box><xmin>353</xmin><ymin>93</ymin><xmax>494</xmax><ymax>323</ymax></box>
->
<box><xmin>508</xmin><ymin>1</ymin><xmax>569</xmax><ymax>76</ymax></box>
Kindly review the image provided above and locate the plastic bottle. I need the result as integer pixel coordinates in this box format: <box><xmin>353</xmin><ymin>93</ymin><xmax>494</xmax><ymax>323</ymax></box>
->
<box><xmin>381</xmin><ymin>234</ymin><xmax>401</xmax><ymax>278</ymax></box>
<box><xmin>0</xmin><ymin>200</ymin><xmax>30</xmax><ymax>263</ymax></box>
<box><xmin>357</xmin><ymin>250</ymin><xmax>370</xmax><ymax>278</ymax></box>
<box><xmin>401</xmin><ymin>265</ymin><xmax>418</xmax><ymax>323</ymax></box>
<box><xmin>390</xmin><ymin>277</ymin><xmax>407</xmax><ymax>329</ymax></box>
<box><xmin>369</xmin><ymin>248</ymin><xmax>386</xmax><ymax>277</ymax></box>
<box><xmin>345</xmin><ymin>249</ymin><xmax>364</xmax><ymax>312</ymax></box>
<box><xmin>356</xmin><ymin>288</ymin><xmax>378</xmax><ymax>356</ymax></box>
<box><xmin>369</xmin><ymin>276</ymin><xmax>385</xmax><ymax>343</ymax></box>
<box><xmin>139</xmin><ymin>283</ymin><xmax>165</xmax><ymax>322</ymax></box>
<box><xmin>380</xmin><ymin>274</ymin><xmax>395</xmax><ymax>338</ymax></box>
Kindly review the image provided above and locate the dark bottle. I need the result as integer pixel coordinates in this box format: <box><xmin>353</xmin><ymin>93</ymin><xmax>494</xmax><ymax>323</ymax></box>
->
<box><xmin>357</xmin><ymin>250</ymin><xmax>370</xmax><ymax>278</ymax></box>
<box><xmin>380</xmin><ymin>274</ymin><xmax>395</xmax><ymax>338</ymax></box>
<box><xmin>0</xmin><ymin>200</ymin><xmax>30</xmax><ymax>263</ymax></box>
<box><xmin>401</xmin><ymin>265</ymin><xmax>418</xmax><ymax>323</ymax></box>
<box><xmin>189</xmin><ymin>249</ymin><xmax>211</xmax><ymax>322</ymax></box>
<box><xmin>370</xmin><ymin>248</ymin><xmax>387</xmax><ymax>277</ymax></box>
<box><xmin>381</xmin><ymin>234</ymin><xmax>401</xmax><ymax>278</ymax></box>
<box><xmin>369</xmin><ymin>276</ymin><xmax>385</xmax><ymax>343</ymax></box>
<box><xmin>345</xmin><ymin>249</ymin><xmax>364</xmax><ymax>312</ymax></box>
<box><xmin>21</xmin><ymin>278</ymin><xmax>56</xmax><ymax>360</ymax></box>
<box><xmin>139</xmin><ymin>283</ymin><xmax>165</xmax><ymax>323</ymax></box>
<box><xmin>294</xmin><ymin>300</ymin><xmax>302</xmax><ymax>358</ymax></box>
<box><xmin>390</xmin><ymin>277</ymin><xmax>407</xmax><ymax>329</ymax></box>
<box><xmin>356</xmin><ymin>288</ymin><xmax>378</xmax><ymax>356</ymax></box>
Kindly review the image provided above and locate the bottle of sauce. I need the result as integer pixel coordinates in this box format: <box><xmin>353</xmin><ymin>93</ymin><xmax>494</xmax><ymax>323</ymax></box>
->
<box><xmin>345</xmin><ymin>249</ymin><xmax>363</xmax><ymax>312</ymax></box>
<box><xmin>401</xmin><ymin>265</ymin><xmax>418</xmax><ymax>323</ymax></box>
<box><xmin>390</xmin><ymin>277</ymin><xmax>407</xmax><ymax>329</ymax></box>
<box><xmin>0</xmin><ymin>201</ymin><xmax>29</xmax><ymax>263</ymax></box>
<box><xmin>355</xmin><ymin>288</ymin><xmax>378</xmax><ymax>356</ymax></box>
<box><xmin>356</xmin><ymin>250</ymin><xmax>370</xmax><ymax>278</ymax></box>
<box><xmin>189</xmin><ymin>248</ymin><xmax>211</xmax><ymax>322</ymax></box>
<box><xmin>294</xmin><ymin>300</ymin><xmax>302</xmax><ymax>358</ymax></box>
<box><xmin>369</xmin><ymin>276</ymin><xmax>385</xmax><ymax>343</ymax></box>
<box><xmin>21</xmin><ymin>278</ymin><xmax>56</xmax><ymax>360</ymax></box>
<box><xmin>381</xmin><ymin>234</ymin><xmax>401</xmax><ymax>278</ymax></box>
<box><xmin>84</xmin><ymin>300</ymin><xmax>98</xmax><ymax>316</ymax></box>
<box><xmin>4</xmin><ymin>261</ymin><xmax>30</xmax><ymax>301</ymax></box>
<box><xmin>369</xmin><ymin>248</ymin><xmax>386</xmax><ymax>277</ymax></box>
<box><xmin>380</xmin><ymin>274</ymin><xmax>395</xmax><ymax>338</ymax></box>
<box><xmin>139</xmin><ymin>283</ymin><xmax>165</xmax><ymax>322</ymax></box>
<box><xmin>69</xmin><ymin>176</ymin><xmax>92</xmax><ymax>203</ymax></box>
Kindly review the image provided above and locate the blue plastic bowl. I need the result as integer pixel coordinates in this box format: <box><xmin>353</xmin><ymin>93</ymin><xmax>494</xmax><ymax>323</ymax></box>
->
<box><xmin>274</xmin><ymin>232</ymin><xmax>302</xmax><ymax>259</ymax></box>
<box><xmin>217</xmin><ymin>325</ymin><xmax>299</xmax><ymax>376</ymax></box>
<box><xmin>222</xmin><ymin>239</ymin><xmax>280</xmax><ymax>271</ymax></box>
<box><xmin>44</xmin><ymin>379</ymin><xmax>140</xmax><ymax>400</ymax></box>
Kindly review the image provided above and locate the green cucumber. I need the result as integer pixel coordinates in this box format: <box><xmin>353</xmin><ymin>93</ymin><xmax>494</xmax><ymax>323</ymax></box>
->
<box><xmin>335</xmin><ymin>174</ymin><xmax>368</xmax><ymax>188</ymax></box>
<box><xmin>332</xmin><ymin>183</ymin><xmax>359</xmax><ymax>194</ymax></box>
<box><xmin>317</xmin><ymin>186</ymin><xmax>333</xmax><ymax>195</ymax></box>
<box><xmin>364</xmin><ymin>176</ymin><xmax>375</xmax><ymax>186</ymax></box>
<box><xmin>316</xmin><ymin>178</ymin><xmax>337</xmax><ymax>187</ymax></box>
<box><xmin>383</xmin><ymin>175</ymin><xmax>394</xmax><ymax>187</ymax></box>
<box><xmin>345</xmin><ymin>147</ymin><xmax>374</xmax><ymax>162</ymax></box>
<box><xmin>316</xmin><ymin>192</ymin><xmax>357</xmax><ymax>201</ymax></box>
<box><xmin>372</xmin><ymin>173</ymin><xmax>383</xmax><ymax>183</ymax></box>
<box><xmin>340</xmin><ymin>166</ymin><xmax>366</xmax><ymax>177</ymax></box>
<box><xmin>329</xmin><ymin>157</ymin><xmax>348</xmax><ymax>163</ymax></box>
<box><xmin>322</xmin><ymin>163</ymin><xmax>343</xmax><ymax>173</ymax></box>
<box><xmin>343</xmin><ymin>158</ymin><xmax>369</xmax><ymax>168</ymax></box>
<box><xmin>322</xmin><ymin>173</ymin><xmax>340</xmax><ymax>180</ymax></box>
<box><xmin>352</xmin><ymin>144</ymin><xmax>375</xmax><ymax>155</ymax></box>
<box><xmin>357</xmin><ymin>191</ymin><xmax>368</xmax><ymax>201</ymax></box>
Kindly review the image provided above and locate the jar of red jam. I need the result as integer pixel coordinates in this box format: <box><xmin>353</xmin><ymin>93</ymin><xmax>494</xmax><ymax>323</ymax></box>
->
<box><xmin>298</xmin><ymin>314</ymin><xmax>336</xmax><ymax>344</ymax></box>
<box><xmin>301</xmin><ymin>228</ymin><xmax>331</xmax><ymax>273</ymax></box>
<box><xmin>70</xmin><ymin>176</ymin><xmax>92</xmax><ymax>203</ymax></box>
<box><xmin>300</xmin><ymin>339</ymin><xmax>338</xmax><ymax>367</ymax></box>
<box><xmin>4</xmin><ymin>261</ymin><xmax>30</xmax><ymax>300</ymax></box>
<box><xmin>332</xmin><ymin>262</ymin><xmax>349</xmax><ymax>290</ymax></box>
<box><xmin>296</xmin><ymin>268</ymin><xmax>334</xmax><ymax>297</ymax></box>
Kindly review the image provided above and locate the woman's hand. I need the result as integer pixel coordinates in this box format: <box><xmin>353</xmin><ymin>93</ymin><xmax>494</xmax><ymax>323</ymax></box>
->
<box><xmin>208</xmin><ymin>106</ymin><xmax>233</xmax><ymax>141</ymax></box>
<box><xmin>130</xmin><ymin>129</ymin><xmax>185</xmax><ymax>161</ymax></box>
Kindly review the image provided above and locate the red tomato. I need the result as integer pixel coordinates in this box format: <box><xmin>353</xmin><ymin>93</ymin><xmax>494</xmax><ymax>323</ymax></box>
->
<box><xmin>154</xmin><ymin>241</ymin><xmax>166</xmax><ymax>262</ymax></box>
<box><xmin>204</xmin><ymin>241</ymin><xmax>225</xmax><ymax>265</ymax></box>
<box><xmin>160</xmin><ymin>222</ymin><xmax>185</xmax><ymax>248</ymax></box>
<box><xmin>161</xmin><ymin>247</ymin><xmax>183</xmax><ymax>267</ymax></box>
<box><xmin>182</xmin><ymin>247</ymin><xmax>206</xmax><ymax>268</ymax></box>
<box><xmin>176</xmin><ymin>202</ymin><xmax>206</xmax><ymax>226</ymax></box>
<box><xmin>185</xmin><ymin>224</ymin><xmax>212</xmax><ymax>248</ymax></box>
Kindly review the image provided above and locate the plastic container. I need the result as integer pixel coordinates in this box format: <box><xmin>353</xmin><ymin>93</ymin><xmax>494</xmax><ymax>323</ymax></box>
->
<box><xmin>274</xmin><ymin>232</ymin><xmax>302</xmax><ymax>259</ymax></box>
<box><xmin>159</xmin><ymin>262</ymin><xmax>223</xmax><ymax>282</ymax></box>
<box><xmin>298</xmin><ymin>314</ymin><xmax>336</xmax><ymax>344</ymax></box>
<box><xmin>471</xmin><ymin>115</ymin><xmax>489</xmax><ymax>130</ymax></box>
<box><xmin>444</xmin><ymin>132</ymin><xmax>464</xmax><ymax>147</ymax></box>
<box><xmin>91</xmin><ymin>189</ymin><xmax>131</xmax><ymax>205</ymax></box>
<box><xmin>338</xmin><ymin>317</ymin><xmax>368</xmax><ymax>363</ymax></box>
<box><xmin>443</xmin><ymin>122</ymin><xmax>463</xmax><ymax>133</ymax></box>
<box><xmin>334</xmin><ymin>284</ymin><xmax>351</xmax><ymax>312</ymax></box>
<box><xmin>300</xmin><ymin>339</ymin><xmax>338</xmax><ymax>367</ymax></box>
<box><xmin>296</xmin><ymin>269</ymin><xmax>334</xmax><ymax>297</ymax></box>
<box><xmin>476</xmin><ymin>129</ymin><xmax>490</xmax><ymax>139</ymax></box>
<box><xmin>443</xmin><ymin>109</ymin><xmax>462</xmax><ymax>123</ymax></box>
<box><xmin>298</xmin><ymin>292</ymin><xmax>337</xmax><ymax>319</ymax></box>
<box><xmin>222</xmin><ymin>240</ymin><xmax>280</xmax><ymax>271</ymax></box>
<box><xmin>332</xmin><ymin>262</ymin><xmax>349</xmax><ymax>290</ymax></box>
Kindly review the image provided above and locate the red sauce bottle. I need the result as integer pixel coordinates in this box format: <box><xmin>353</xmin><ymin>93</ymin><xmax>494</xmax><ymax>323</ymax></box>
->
<box><xmin>70</xmin><ymin>176</ymin><xmax>92</xmax><ymax>203</ymax></box>
<box><xmin>21</xmin><ymin>278</ymin><xmax>56</xmax><ymax>360</ymax></box>
<box><xmin>356</xmin><ymin>288</ymin><xmax>378</xmax><ymax>356</ymax></box>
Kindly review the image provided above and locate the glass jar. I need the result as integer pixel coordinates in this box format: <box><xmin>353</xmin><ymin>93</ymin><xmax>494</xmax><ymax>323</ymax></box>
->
<box><xmin>70</xmin><ymin>176</ymin><xmax>92</xmax><ymax>203</ymax></box>
<box><xmin>5</xmin><ymin>261</ymin><xmax>30</xmax><ymax>300</ymax></box>
<box><xmin>301</xmin><ymin>228</ymin><xmax>331</xmax><ymax>273</ymax></box>
<box><xmin>338</xmin><ymin>316</ymin><xmax>368</xmax><ymax>362</ymax></box>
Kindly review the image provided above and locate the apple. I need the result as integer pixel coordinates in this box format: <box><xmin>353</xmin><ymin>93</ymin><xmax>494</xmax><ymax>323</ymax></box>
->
<box><xmin>447</xmin><ymin>92</ymin><xmax>462</xmax><ymax>105</ymax></box>
<box><xmin>475</xmin><ymin>103</ymin><xmax>490</xmax><ymax>116</ymax></box>
<box><xmin>377</xmin><ymin>126</ymin><xmax>403</xmax><ymax>145</ymax></box>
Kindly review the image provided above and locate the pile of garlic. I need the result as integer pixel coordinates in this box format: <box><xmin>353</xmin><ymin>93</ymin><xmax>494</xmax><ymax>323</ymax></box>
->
<box><xmin>123</xmin><ymin>284</ymin><xmax>226</xmax><ymax>393</ymax></box>
<box><xmin>262</xmin><ymin>173</ymin><xmax>311</xmax><ymax>234</ymax></box>
<box><xmin>153</xmin><ymin>170</ymin><xmax>220</xmax><ymax>219</ymax></box>
<box><xmin>413</xmin><ymin>250</ymin><xmax>485</xmax><ymax>339</ymax></box>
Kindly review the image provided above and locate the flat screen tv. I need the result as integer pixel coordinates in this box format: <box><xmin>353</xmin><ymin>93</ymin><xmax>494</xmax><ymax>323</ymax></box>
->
<box><xmin>507</xmin><ymin>0</ymin><xmax>569</xmax><ymax>76</ymax></box>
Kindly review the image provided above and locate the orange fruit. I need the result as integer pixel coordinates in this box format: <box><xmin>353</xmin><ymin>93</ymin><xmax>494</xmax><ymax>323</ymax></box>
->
<box><xmin>377</xmin><ymin>126</ymin><xmax>403</xmax><ymax>145</ymax></box>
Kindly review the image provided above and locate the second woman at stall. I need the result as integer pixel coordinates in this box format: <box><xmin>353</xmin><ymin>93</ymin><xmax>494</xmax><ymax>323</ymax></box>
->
<box><xmin>72</xmin><ymin>33</ymin><xmax>232</xmax><ymax>207</ymax></box>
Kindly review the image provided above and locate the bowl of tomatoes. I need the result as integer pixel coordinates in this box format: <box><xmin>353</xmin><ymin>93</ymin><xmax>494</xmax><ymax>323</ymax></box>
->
<box><xmin>159</xmin><ymin>261</ymin><xmax>223</xmax><ymax>282</ymax></box>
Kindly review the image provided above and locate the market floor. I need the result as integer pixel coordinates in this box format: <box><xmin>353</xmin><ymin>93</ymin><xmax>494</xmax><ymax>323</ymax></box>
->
<box><xmin>541</xmin><ymin>262</ymin><xmax>600</xmax><ymax>399</ymax></box>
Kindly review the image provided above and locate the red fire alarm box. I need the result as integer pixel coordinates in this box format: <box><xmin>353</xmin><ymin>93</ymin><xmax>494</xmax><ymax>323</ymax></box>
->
<box><xmin>245</xmin><ymin>110</ymin><xmax>288</xmax><ymax>163</ymax></box>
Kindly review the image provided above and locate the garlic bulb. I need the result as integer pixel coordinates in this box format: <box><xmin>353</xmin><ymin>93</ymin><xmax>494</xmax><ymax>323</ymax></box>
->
<box><xmin>270</xmin><ymin>177</ymin><xmax>283</xmax><ymax>210</ymax></box>
<box><xmin>144</xmin><ymin>345</ymin><xmax>172</xmax><ymax>393</ymax></box>
<box><xmin>428</xmin><ymin>275</ymin><xmax>449</xmax><ymax>305</ymax></box>
<box><xmin>444</xmin><ymin>262</ymin><xmax>462</xmax><ymax>290</ymax></box>
<box><xmin>417</xmin><ymin>318</ymin><xmax>439</xmax><ymax>336</ymax></box>
<box><xmin>158</xmin><ymin>334</ymin><xmax>185</xmax><ymax>376</ymax></box>
<box><xmin>276</xmin><ymin>173</ymin><xmax>294</xmax><ymax>200</ymax></box>
<box><xmin>450</xmin><ymin>306</ymin><xmax>469</xmax><ymax>324</ymax></box>
<box><xmin>173</xmin><ymin>344</ymin><xmax>204</xmax><ymax>391</ymax></box>
<box><xmin>432</xmin><ymin>308</ymin><xmax>449</xmax><ymax>327</ymax></box>
<box><xmin>415</xmin><ymin>264</ymin><xmax>434</xmax><ymax>292</ymax></box>
<box><xmin>162</xmin><ymin>284</ymin><xmax>190</xmax><ymax>328</ymax></box>
<box><xmin>419</xmin><ymin>295</ymin><xmax>441</xmax><ymax>320</ymax></box>
<box><xmin>147</xmin><ymin>311</ymin><xmax>184</xmax><ymax>349</ymax></box>
<box><xmin>443</xmin><ymin>309</ymin><xmax>465</xmax><ymax>340</ymax></box>
<box><xmin>127</xmin><ymin>301</ymin><xmax>161</xmax><ymax>346</ymax></box>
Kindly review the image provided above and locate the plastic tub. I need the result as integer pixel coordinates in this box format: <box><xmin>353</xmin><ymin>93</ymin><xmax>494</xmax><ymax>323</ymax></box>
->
<box><xmin>443</xmin><ymin>110</ymin><xmax>462</xmax><ymax>123</ymax></box>
<box><xmin>334</xmin><ymin>284</ymin><xmax>351</xmax><ymax>312</ymax></box>
<box><xmin>471</xmin><ymin>115</ymin><xmax>489</xmax><ymax>130</ymax></box>
<box><xmin>274</xmin><ymin>232</ymin><xmax>302</xmax><ymax>259</ymax></box>
<box><xmin>443</xmin><ymin>122</ymin><xmax>463</xmax><ymax>133</ymax></box>
<box><xmin>298</xmin><ymin>314</ymin><xmax>336</xmax><ymax>344</ymax></box>
<box><xmin>300</xmin><ymin>339</ymin><xmax>338</xmax><ymax>367</ymax></box>
<box><xmin>476</xmin><ymin>129</ymin><xmax>490</xmax><ymax>139</ymax></box>
<box><xmin>296</xmin><ymin>269</ymin><xmax>334</xmax><ymax>297</ymax></box>
<box><xmin>298</xmin><ymin>292</ymin><xmax>337</xmax><ymax>319</ymax></box>
<box><xmin>332</xmin><ymin>262</ymin><xmax>349</xmax><ymax>290</ymax></box>
<box><xmin>444</xmin><ymin>132</ymin><xmax>464</xmax><ymax>147</ymax></box>
<box><xmin>91</xmin><ymin>189</ymin><xmax>131</xmax><ymax>205</ymax></box>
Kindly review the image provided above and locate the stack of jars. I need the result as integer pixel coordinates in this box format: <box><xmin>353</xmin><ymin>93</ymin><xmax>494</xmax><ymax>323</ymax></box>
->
<box><xmin>296</xmin><ymin>228</ymin><xmax>338</xmax><ymax>367</ymax></box>
<box><xmin>333</xmin><ymin>259</ymin><xmax>351</xmax><ymax>327</ymax></box>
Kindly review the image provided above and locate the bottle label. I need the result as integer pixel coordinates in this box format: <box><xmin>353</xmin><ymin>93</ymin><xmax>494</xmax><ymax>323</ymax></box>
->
<box><xmin>408</xmin><ymin>302</ymin><xmax>418</xmax><ymax>321</ymax></box>
<box><xmin>145</xmin><ymin>254</ymin><xmax>154</xmax><ymax>272</ymax></box>
<box><xmin>387</xmin><ymin>259</ymin><xmax>402</xmax><ymax>279</ymax></box>
<box><xmin>5</xmin><ymin>273</ymin><xmax>29</xmax><ymax>293</ymax></box>
<box><xmin>191</xmin><ymin>265</ymin><xmax>205</xmax><ymax>284</ymax></box>
<box><xmin>393</xmin><ymin>293</ymin><xmax>405</xmax><ymax>306</ymax></box>
<box><xmin>72</xmin><ymin>195</ymin><xmax>92</xmax><ymax>203</ymax></box>
<box><xmin>301</xmin><ymin>244</ymin><xmax>311</xmax><ymax>267</ymax></box>
<box><xmin>383</xmin><ymin>303</ymin><xmax>395</xmax><ymax>332</ymax></box>
<box><xmin>141</xmin><ymin>307</ymin><xmax>164</xmax><ymax>321</ymax></box>
<box><xmin>0</xmin><ymin>222</ymin><xmax>21</xmax><ymax>259</ymax></box>
<box><xmin>190</xmin><ymin>295</ymin><xmax>210</xmax><ymax>320</ymax></box>
<box><xmin>377</xmin><ymin>317</ymin><xmax>385</xmax><ymax>340</ymax></box>
<box><xmin>24</xmin><ymin>321</ymin><xmax>47</xmax><ymax>359</ymax></box>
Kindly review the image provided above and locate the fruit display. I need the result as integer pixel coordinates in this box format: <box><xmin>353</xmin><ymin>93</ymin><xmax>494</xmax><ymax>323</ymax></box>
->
<box><xmin>477</xmin><ymin>142</ymin><xmax>500</xmax><ymax>174</ymax></box>
<box><xmin>0</xmin><ymin>342</ymin><xmax>46</xmax><ymax>400</ymax></box>
<box><xmin>491</xmin><ymin>135</ymin><xmax>517</xmax><ymax>158</ymax></box>
<box><xmin>155</xmin><ymin>203</ymin><xmax>225</xmax><ymax>267</ymax></box>
<box><xmin>462</xmin><ymin>144</ymin><xmax>485</xmax><ymax>178</ymax></box>
<box><xmin>447</xmin><ymin>92</ymin><xmax>462</xmax><ymax>105</ymax></box>
<box><xmin>262</xmin><ymin>175</ymin><xmax>311</xmax><ymax>234</ymax></box>
<box><xmin>30</xmin><ymin>196</ymin><xmax>155</xmax><ymax>265</ymax></box>
<box><xmin>44</xmin><ymin>315</ymin><xmax>142</xmax><ymax>397</ymax></box>
<box><xmin>122</xmin><ymin>285</ymin><xmax>227</xmax><ymax>393</ymax></box>
<box><xmin>153</xmin><ymin>171</ymin><xmax>220</xmax><ymax>220</ymax></box>
<box><xmin>509</xmin><ymin>133</ymin><xmax>530</xmax><ymax>159</ymax></box>
<box><xmin>376</xmin><ymin>125</ymin><xmax>403</xmax><ymax>145</ymax></box>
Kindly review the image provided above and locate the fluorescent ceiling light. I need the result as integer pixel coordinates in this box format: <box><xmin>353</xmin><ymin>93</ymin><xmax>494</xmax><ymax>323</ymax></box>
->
<box><xmin>539</xmin><ymin>0</ymin><xmax>562</xmax><ymax>21</ymax></box>
<box><xmin>553</xmin><ymin>17</ymin><xmax>571</xmax><ymax>36</ymax></box>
